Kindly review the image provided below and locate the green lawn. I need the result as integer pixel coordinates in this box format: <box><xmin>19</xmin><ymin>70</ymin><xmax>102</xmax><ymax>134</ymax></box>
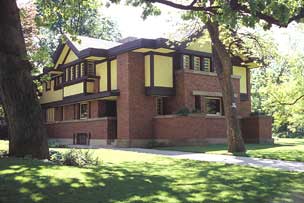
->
<box><xmin>158</xmin><ymin>138</ymin><xmax>304</xmax><ymax>162</ymax></box>
<box><xmin>1</xmin><ymin>140</ymin><xmax>304</xmax><ymax>203</ymax></box>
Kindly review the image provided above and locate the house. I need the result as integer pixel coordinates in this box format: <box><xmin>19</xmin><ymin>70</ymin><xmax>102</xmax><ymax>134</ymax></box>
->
<box><xmin>38</xmin><ymin>35</ymin><xmax>273</xmax><ymax>147</ymax></box>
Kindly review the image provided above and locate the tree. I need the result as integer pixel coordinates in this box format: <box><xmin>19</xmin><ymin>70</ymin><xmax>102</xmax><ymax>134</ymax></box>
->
<box><xmin>0</xmin><ymin>0</ymin><xmax>121</xmax><ymax>159</ymax></box>
<box><xmin>0</xmin><ymin>0</ymin><xmax>49</xmax><ymax>158</ymax></box>
<box><xmin>117</xmin><ymin>0</ymin><xmax>304</xmax><ymax>152</ymax></box>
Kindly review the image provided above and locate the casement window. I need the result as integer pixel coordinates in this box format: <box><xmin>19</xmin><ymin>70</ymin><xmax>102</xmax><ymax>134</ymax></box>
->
<box><xmin>183</xmin><ymin>55</ymin><xmax>191</xmax><ymax>69</ymax></box>
<box><xmin>71</xmin><ymin>66</ymin><xmax>75</xmax><ymax>80</ymax></box>
<box><xmin>87</xmin><ymin>62</ymin><xmax>95</xmax><ymax>76</ymax></box>
<box><xmin>65</xmin><ymin>68</ymin><xmax>69</xmax><ymax>81</ymax></box>
<box><xmin>202</xmin><ymin>57</ymin><xmax>211</xmax><ymax>72</ymax></box>
<box><xmin>75</xmin><ymin>64</ymin><xmax>79</xmax><ymax>78</ymax></box>
<box><xmin>45</xmin><ymin>80</ymin><xmax>51</xmax><ymax>91</ymax></box>
<box><xmin>46</xmin><ymin>108</ymin><xmax>55</xmax><ymax>122</ymax></box>
<box><xmin>54</xmin><ymin>76</ymin><xmax>63</xmax><ymax>87</ymax></box>
<box><xmin>194</xmin><ymin>95</ymin><xmax>201</xmax><ymax>112</ymax></box>
<box><xmin>74</xmin><ymin>133</ymin><xmax>90</xmax><ymax>145</ymax></box>
<box><xmin>156</xmin><ymin>97</ymin><xmax>164</xmax><ymax>115</ymax></box>
<box><xmin>80</xmin><ymin>103</ymin><xmax>88</xmax><ymax>119</ymax></box>
<box><xmin>205</xmin><ymin>97</ymin><xmax>223</xmax><ymax>115</ymax></box>
<box><xmin>193</xmin><ymin>56</ymin><xmax>201</xmax><ymax>71</ymax></box>
<box><xmin>81</xmin><ymin>63</ymin><xmax>85</xmax><ymax>77</ymax></box>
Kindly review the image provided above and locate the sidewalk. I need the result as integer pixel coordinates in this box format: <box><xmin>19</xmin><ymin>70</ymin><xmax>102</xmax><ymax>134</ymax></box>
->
<box><xmin>120</xmin><ymin>148</ymin><xmax>304</xmax><ymax>172</ymax></box>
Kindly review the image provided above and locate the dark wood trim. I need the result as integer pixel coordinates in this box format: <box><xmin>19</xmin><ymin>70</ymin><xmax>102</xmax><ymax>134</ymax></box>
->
<box><xmin>145</xmin><ymin>87</ymin><xmax>175</xmax><ymax>96</ymax></box>
<box><xmin>41</xmin><ymin>90</ymin><xmax>120</xmax><ymax>108</ymax></box>
<box><xmin>107</xmin><ymin>61</ymin><xmax>111</xmax><ymax>91</ymax></box>
<box><xmin>62</xmin><ymin>48</ymin><xmax>71</xmax><ymax>65</ymax></box>
<box><xmin>177</xmin><ymin>49</ymin><xmax>213</xmax><ymax>58</ymax></box>
<box><xmin>83</xmin><ymin>81</ymin><xmax>87</xmax><ymax>94</ymax></box>
<box><xmin>190</xmin><ymin>55</ymin><xmax>194</xmax><ymax>70</ymax></box>
<box><xmin>88</xmin><ymin>101</ymin><xmax>91</xmax><ymax>118</ymax></box>
<box><xmin>144</xmin><ymin>51</ymin><xmax>174</xmax><ymax>57</ymax></box>
<box><xmin>150</xmin><ymin>54</ymin><xmax>154</xmax><ymax>87</ymax></box>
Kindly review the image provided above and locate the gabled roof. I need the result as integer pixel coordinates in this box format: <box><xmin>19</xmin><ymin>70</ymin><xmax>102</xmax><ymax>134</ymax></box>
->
<box><xmin>52</xmin><ymin>35</ymin><xmax>175</xmax><ymax>64</ymax></box>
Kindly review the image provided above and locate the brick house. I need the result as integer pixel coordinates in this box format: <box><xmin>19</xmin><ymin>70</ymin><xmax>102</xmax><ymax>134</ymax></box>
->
<box><xmin>39</xmin><ymin>36</ymin><xmax>273</xmax><ymax>147</ymax></box>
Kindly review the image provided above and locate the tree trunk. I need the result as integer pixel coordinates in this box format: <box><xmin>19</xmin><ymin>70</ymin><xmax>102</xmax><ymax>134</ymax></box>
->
<box><xmin>206</xmin><ymin>20</ymin><xmax>246</xmax><ymax>153</ymax></box>
<box><xmin>0</xmin><ymin>0</ymin><xmax>49</xmax><ymax>158</ymax></box>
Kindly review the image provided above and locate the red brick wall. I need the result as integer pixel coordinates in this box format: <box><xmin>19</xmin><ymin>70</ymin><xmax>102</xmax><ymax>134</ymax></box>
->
<box><xmin>167</xmin><ymin>70</ymin><xmax>244</xmax><ymax>115</ymax></box>
<box><xmin>241</xmin><ymin>116</ymin><xmax>273</xmax><ymax>143</ymax></box>
<box><xmin>63</xmin><ymin>104</ymin><xmax>75</xmax><ymax>120</ymax></box>
<box><xmin>153</xmin><ymin>115</ymin><xmax>226</xmax><ymax>144</ymax></box>
<box><xmin>89</xmin><ymin>100</ymin><xmax>99</xmax><ymax>118</ymax></box>
<box><xmin>46</xmin><ymin>118</ymin><xmax>116</xmax><ymax>139</ymax></box>
<box><xmin>116</xmin><ymin>52</ymin><xmax>156</xmax><ymax>141</ymax></box>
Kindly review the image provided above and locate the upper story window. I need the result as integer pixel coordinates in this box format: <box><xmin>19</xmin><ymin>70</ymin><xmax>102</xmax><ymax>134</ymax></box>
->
<box><xmin>205</xmin><ymin>97</ymin><xmax>222</xmax><ymax>116</ymax></box>
<box><xmin>75</xmin><ymin>64</ymin><xmax>79</xmax><ymax>78</ymax></box>
<box><xmin>87</xmin><ymin>62</ymin><xmax>95</xmax><ymax>76</ymax></box>
<box><xmin>54</xmin><ymin>75</ymin><xmax>63</xmax><ymax>88</ymax></box>
<box><xmin>65</xmin><ymin>68</ymin><xmax>69</xmax><ymax>81</ymax></box>
<box><xmin>183</xmin><ymin>55</ymin><xmax>190</xmax><ymax>69</ymax></box>
<box><xmin>45</xmin><ymin>80</ymin><xmax>51</xmax><ymax>91</ymax></box>
<box><xmin>183</xmin><ymin>54</ymin><xmax>212</xmax><ymax>72</ymax></box>
<box><xmin>81</xmin><ymin>63</ymin><xmax>85</xmax><ymax>77</ymax></box>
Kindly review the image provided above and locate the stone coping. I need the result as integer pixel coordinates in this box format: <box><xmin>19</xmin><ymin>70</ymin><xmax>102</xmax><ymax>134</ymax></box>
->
<box><xmin>46</xmin><ymin>116</ymin><xmax>117</xmax><ymax>124</ymax></box>
<box><xmin>177</xmin><ymin>69</ymin><xmax>241</xmax><ymax>79</ymax></box>
<box><xmin>154</xmin><ymin>114</ymin><xmax>225</xmax><ymax>119</ymax></box>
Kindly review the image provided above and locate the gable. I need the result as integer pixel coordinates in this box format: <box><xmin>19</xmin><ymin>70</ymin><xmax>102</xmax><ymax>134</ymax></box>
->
<box><xmin>186</xmin><ymin>36</ymin><xmax>212</xmax><ymax>53</ymax></box>
<box><xmin>64</xmin><ymin>49</ymin><xmax>78</xmax><ymax>64</ymax></box>
<box><xmin>54</xmin><ymin>44</ymin><xmax>79</xmax><ymax>69</ymax></box>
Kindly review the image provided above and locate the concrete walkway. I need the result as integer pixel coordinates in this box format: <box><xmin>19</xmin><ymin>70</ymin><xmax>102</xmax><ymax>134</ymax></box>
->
<box><xmin>120</xmin><ymin>148</ymin><xmax>304</xmax><ymax>172</ymax></box>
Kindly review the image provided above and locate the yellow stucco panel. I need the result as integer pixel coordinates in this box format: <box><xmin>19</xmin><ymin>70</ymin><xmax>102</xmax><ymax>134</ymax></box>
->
<box><xmin>154</xmin><ymin>55</ymin><xmax>173</xmax><ymax>88</ymax></box>
<box><xmin>145</xmin><ymin>55</ymin><xmax>151</xmax><ymax>87</ymax></box>
<box><xmin>111</xmin><ymin>60</ymin><xmax>117</xmax><ymax>90</ymax></box>
<box><xmin>39</xmin><ymin>80</ymin><xmax>63</xmax><ymax>104</ymax></box>
<box><xmin>186</xmin><ymin>36</ymin><xmax>212</xmax><ymax>53</ymax></box>
<box><xmin>54</xmin><ymin>45</ymin><xmax>69</xmax><ymax>69</ymax></box>
<box><xmin>86</xmin><ymin>81</ymin><xmax>95</xmax><ymax>93</ymax></box>
<box><xmin>233</xmin><ymin>66</ymin><xmax>247</xmax><ymax>93</ymax></box>
<box><xmin>64</xmin><ymin>49</ymin><xmax>78</xmax><ymax>64</ymax></box>
<box><xmin>63</xmin><ymin>83</ymin><xmax>84</xmax><ymax>97</ymax></box>
<box><xmin>96</xmin><ymin>62</ymin><xmax>108</xmax><ymax>91</ymax></box>
<box><xmin>133</xmin><ymin>48</ymin><xmax>174</xmax><ymax>53</ymax></box>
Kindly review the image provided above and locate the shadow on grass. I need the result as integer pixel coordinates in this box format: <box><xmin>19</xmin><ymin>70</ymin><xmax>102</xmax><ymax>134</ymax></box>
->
<box><xmin>0</xmin><ymin>157</ymin><xmax>304</xmax><ymax>203</ymax></box>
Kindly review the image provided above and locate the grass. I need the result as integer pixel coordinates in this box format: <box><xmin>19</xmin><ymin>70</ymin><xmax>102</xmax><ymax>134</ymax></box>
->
<box><xmin>158</xmin><ymin>138</ymin><xmax>304</xmax><ymax>162</ymax></box>
<box><xmin>1</xmin><ymin>140</ymin><xmax>304</xmax><ymax>202</ymax></box>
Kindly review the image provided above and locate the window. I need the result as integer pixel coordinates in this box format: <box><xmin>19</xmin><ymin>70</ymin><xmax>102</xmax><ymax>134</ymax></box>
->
<box><xmin>193</xmin><ymin>56</ymin><xmax>201</xmax><ymax>71</ymax></box>
<box><xmin>205</xmin><ymin>97</ymin><xmax>222</xmax><ymax>115</ymax></box>
<box><xmin>54</xmin><ymin>76</ymin><xmax>62</xmax><ymax>87</ymax></box>
<box><xmin>80</xmin><ymin>103</ymin><xmax>88</xmax><ymax>119</ymax></box>
<box><xmin>156</xmin><ymin>97</ymin><xmax>164</xmax><ymax>115</ymax></box>
<box><xmin>194</xmin><ymin>95</ymin><xmax>201</xmax><ymax>112</ymax></box>
<box><xmin>46</xmin><ymin>108</ymin><xmax>55</xmax><ymax>122</ymax></box>
<box><xmin>71</xmin><ymin>66</ymin><xmax>75</xmax><ymax>80</ymax></box>
<box><xmin>45</xmin><ymin>80</ymin><xmax>51</xmax><ymax>91</ymax></box>
<box><xmin>202</xmin><ymin>57</ymin><xmax>211</xmax><ymax>72</ymax></box>
<box><xmin>87</xmin><ymin>62</ymin><xmax>95</xmax><ymax>76</ymax></box>
<box><xmin>81</xmin><ymin>63</ymin><xmax>85</xmax><ymax>77</ymax></box>
<box><xmin>75</xmin><ymin>133</ymin><xmax>89</xmax><ymax>145</ymax></box>
<box><xmin>75</xmin><ymin>64</ymin><xmax>79</xmax><ymax>78</ymax></box>
<box><xmin>183</xmin><ymin>55</ymin><xmax>190</xmax><ymax>69</ymax></box>
<box><xmin>65</xmin><ymin>68</ymin><xmax>69</xmax><ymax>81</ymax></box>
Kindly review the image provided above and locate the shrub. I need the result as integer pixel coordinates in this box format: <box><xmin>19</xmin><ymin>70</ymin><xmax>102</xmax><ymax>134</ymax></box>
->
<box><xmin>175</xmin><ymin>107</ymin><xmax>190</xmax><ymax>116</ymax></box>
<box><xmin>48</xmin><ymin>141</ymin><xmax>68</xmax><ymax>148</ymax></box>
<box><xmin>49</xmin><ymin>149</ymin><xmax>100</xmax><ymax>167</ymax></box>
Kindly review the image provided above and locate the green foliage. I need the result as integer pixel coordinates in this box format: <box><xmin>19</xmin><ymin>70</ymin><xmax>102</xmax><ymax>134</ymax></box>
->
<box><xmin>175</xmin><ymin>107</ymin><xmax>190</xmax><ymax>116</ymax></box>
<box><xmin>49</xmin><ymin>149</ymin><xmax>100</xmax><ymax>167</ymax></box>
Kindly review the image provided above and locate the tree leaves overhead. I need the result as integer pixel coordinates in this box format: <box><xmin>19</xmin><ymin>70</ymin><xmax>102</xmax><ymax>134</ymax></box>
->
<box><xmin>35</xmin><ymin>0</ymin><xmax>121</xmax><ymax>40</ymax></box>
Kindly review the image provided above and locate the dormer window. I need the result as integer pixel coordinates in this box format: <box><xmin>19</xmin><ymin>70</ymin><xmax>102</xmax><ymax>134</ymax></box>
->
<box><xmin>183</xmin><ymin>55</ymin><xmax>190</xmax><ymax>69</ymax></box>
